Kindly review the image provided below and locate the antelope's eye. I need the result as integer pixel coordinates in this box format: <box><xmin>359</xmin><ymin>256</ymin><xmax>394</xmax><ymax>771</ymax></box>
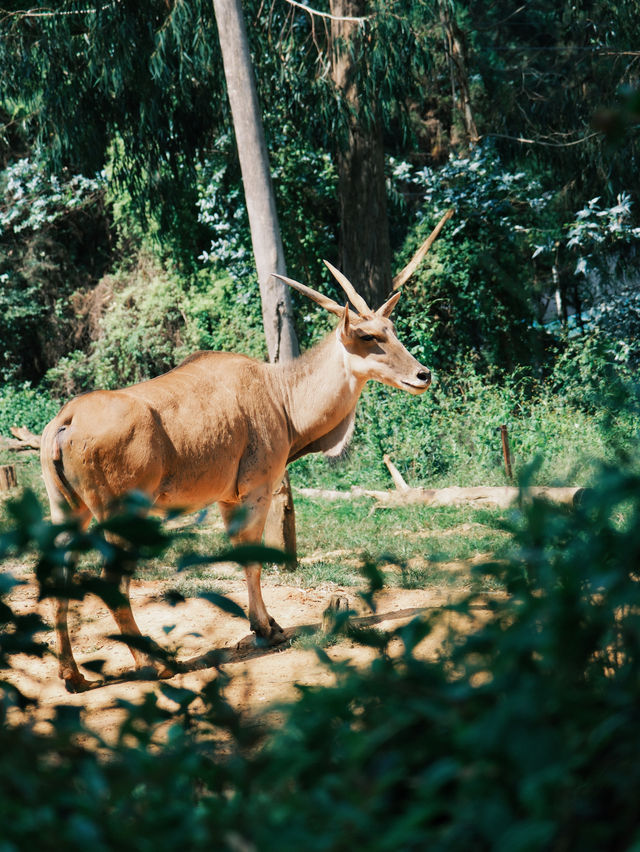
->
<box><xmin>359</xmin><ymin>333</ymin><xmax>376</xmax><ymax>342</ymax></box>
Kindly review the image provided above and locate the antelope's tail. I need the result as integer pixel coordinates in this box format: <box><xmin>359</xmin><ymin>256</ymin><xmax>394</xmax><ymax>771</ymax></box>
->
<box><xmin>40</xmin><ymin>422</ymin><xmax>83</xmax><ymax>512</ymax></box>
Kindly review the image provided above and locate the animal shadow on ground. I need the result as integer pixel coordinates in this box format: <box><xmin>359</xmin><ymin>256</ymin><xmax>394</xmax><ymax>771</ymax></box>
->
<box><xmin>84</xmin><ymin>605</ymin><xmax>432</xmax><ymax>690</ymax></box>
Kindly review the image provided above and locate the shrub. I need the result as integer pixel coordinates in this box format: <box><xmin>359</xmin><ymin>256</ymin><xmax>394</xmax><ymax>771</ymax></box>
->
<box><xmin>0</xmin><ymin>155</ymin><xmax>110</xmax><ymax>384</ymax></box>
<box><xmin>45</xmin><ymin>258</ymin><xmax>266</xmax><ymax>397</ymax></box>
<box><xmin>249</xmin><ymin>463</ymin><xmax>640</xmax><ymax>851</ymax></box>
<box><xmin>2</xmin><ymin>460</ymin><xmax>640</xmax><ymax>849</ymax></box>
<box><xmin>0</xmin><ymin>382</ymin><xmax>60</xmax><ymax>436</ymax></box>
<box><xmin>389</xmin><ymin>145</ymin><xmax>554</xmax><ymax>372</ymax></box>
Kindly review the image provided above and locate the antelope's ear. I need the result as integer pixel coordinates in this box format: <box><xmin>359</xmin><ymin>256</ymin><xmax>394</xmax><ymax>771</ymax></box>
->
<box><xmin>339</xmin><ymin>303</ymin><xmax>352</xmax><ymax>342</ymax></box>
<box><xmin>376</xmin><ymin>291</ymin><xmax>401</xmax><ymax>318</ymax></box>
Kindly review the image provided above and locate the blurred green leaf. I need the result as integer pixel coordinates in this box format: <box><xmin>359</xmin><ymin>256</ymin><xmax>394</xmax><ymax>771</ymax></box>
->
<box><xmin>199</xmin><ymin>592</ymin><xmax>246</xmax><ymax>620</ymax></box>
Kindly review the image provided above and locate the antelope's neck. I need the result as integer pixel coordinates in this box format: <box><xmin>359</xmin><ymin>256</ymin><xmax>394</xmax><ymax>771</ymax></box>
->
<box><xmin>277</xmin><ymin>332</ymin><xmax>365</xmax><ymax>452</ymax></box>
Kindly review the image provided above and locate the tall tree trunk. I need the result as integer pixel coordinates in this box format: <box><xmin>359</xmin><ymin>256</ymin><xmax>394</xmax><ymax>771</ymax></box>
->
<box><xmin>439</xmin><ymin>1</ymin><xmax>479</xmax><ymax>145</ymax></box>
<box><xmin>213</xmin><ymin>0</ymin><xmax>298</xmax><ymax>363</ymax></box>
<box><xmin>213</xmin><ymin>0</ymin><xmax>297</xmax><ymax>560</ymax></box>
<box><xmin>330</xmin><ymin>0</ymin><xmax>393</xmax><ymax>309</ymax></box>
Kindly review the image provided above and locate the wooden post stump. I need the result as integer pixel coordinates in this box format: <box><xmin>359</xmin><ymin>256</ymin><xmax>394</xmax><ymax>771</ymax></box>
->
<box><xmin>322</xmin><ymin>594</ymin><xmax>351</xmax><ymax>633</ymax></box>
<box><xmin>0</xmin><ymin>465</ymin><xmax>18</xmax><ymax>491</ymax></box>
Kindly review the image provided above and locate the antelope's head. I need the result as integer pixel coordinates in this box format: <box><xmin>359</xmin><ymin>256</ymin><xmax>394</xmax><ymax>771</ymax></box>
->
<box><xmin>272</xmin><ymin>261</ymin><xmax>431</xmax><ymax>395</ymax></box>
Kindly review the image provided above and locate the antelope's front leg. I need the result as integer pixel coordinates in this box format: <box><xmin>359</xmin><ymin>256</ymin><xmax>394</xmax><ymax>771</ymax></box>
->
<box><xmin>219</xmin><ymin>489</ymin><xmax>287</xmax><ymax>645</ymax></box>
<box><xmin>243</xmin><ymin>563</ymin><xmax>285</xmax><ymax>643</ymax></box>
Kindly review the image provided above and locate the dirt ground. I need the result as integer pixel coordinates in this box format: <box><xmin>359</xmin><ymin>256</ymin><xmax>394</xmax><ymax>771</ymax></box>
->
<box><xmin>3</xmin><ymin>569</ymin><xmax>466</xmax><ymax>743</ymax></box>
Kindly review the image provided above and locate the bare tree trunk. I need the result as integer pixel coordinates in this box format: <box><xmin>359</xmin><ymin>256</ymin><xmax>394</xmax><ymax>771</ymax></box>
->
<box><xmin>212</xmin><ymin>0</ymin><xmax>299</xmax><ymax>364</ymax></box>
<box><xmin>439</xmin><ymin>1</ymin><xmax>479</xmax><ymax>145</ymax></box>
<box><xmin>330</xmin><ymin>0</ymin><xmax>393</xmax><ymax>309</ymax></box>
<box><xmin>213</xmin><ymin>0</ymin><xmax>298</xmax><ymax>560</ymax></box>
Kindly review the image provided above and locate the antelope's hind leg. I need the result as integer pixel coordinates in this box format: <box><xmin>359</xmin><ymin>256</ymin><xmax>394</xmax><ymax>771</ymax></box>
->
<box><xmin>101</xmin><ymin>530</ymin><xmax>174</xmax><ymax>681</ymax></box>
<box><xmin>46</xmin><ymin>500</ymin><xmax>96</xmax><ymax>693</ymax></box>
<box><xmin>220</xmin><ymin>489</ymin><xmax>287</xmax><ymax>646</ymax></box>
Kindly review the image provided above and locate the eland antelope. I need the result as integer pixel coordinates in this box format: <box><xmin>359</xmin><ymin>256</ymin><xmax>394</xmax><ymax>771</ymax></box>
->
<box><xmin>41</xmin><ymin>262</ymin><xmax>431</xmax><ymax>692</ymax></box>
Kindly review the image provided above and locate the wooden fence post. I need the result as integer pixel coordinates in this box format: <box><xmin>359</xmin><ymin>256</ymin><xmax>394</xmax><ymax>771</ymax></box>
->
<box><xmin>500</xmin><ymin>424</ymin><xmax>513</xmax><ymax>480</ymax></box>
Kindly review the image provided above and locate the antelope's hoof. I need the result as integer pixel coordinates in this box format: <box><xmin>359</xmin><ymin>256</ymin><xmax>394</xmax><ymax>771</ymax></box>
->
<box><xmin>267</xmin><ymin>618</ymin><xmax>287</xmax><ymax>646</ymax></box>
<box><xmin>156</xmin><ymin>665</ymin><xmax>175</xmax><ymax>680</ymax></box>
<box><xmin>63</xmin><ymin>672</ymin><xmax>97</xmax><ymax>694</ymax></box>
<box><xmin>248</xmin><ymin>618</ymin><xmax>288</xmax><ymax>648</ymax></box>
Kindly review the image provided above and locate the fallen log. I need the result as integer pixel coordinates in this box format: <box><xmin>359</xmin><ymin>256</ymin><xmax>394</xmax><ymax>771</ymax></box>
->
<box><xmin>0</xmin><ymin>426</ymin><xmax>42</xmax><ymax>453</ymax></box>
<box><xmin>9</xmin><ymin>426</ymin><xmax>41</xmax><ymax>449</ymax></box>
<box><xmin>297</xmin><ymin>485</ymin><xmax>588</xmax><ymax>508</ymax></box>
<box><xmin>0</xmin><ymin>437</ymin><xmax>33</xmax><ymax>452</ymax></box>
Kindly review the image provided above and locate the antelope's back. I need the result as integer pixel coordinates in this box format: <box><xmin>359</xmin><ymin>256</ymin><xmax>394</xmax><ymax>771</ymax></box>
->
<box><xmin>41</xmin><ymin>350</ymin><xmax>290</xmax><ymax>512</ymax></box>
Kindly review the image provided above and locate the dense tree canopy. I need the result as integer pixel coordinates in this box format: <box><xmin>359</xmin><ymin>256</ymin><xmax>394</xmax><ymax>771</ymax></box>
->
<box><xmin>0</xmin><ymin>0</ymin><xmax>638</xmax><ymax>384</ymax></box>
<box><xmin>1</xmin><ymin>9</ymin><xmax>640</xmax><ymax>848</ymax></box>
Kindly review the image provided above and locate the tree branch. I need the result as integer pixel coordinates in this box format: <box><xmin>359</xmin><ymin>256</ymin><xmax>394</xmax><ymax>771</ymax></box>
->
<box><xmin>282</xmin><ymin>0</ymin><xmax>372</xmax><ymax>23</ymax></box>
<box><xmin>478</xmin><ymin>132</ymin><xmax>601</xmax><ymax>148</ymax></box>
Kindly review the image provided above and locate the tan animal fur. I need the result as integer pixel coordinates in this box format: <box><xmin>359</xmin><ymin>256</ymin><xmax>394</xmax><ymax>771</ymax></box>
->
<box><xmin>41</xmin><ymin>263</ymin><xmax>431</xmax><ymax>692</ymax></box>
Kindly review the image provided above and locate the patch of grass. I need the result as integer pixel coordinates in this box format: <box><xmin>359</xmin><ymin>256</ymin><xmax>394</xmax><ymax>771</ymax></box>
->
<box><xmin>143</xmin><ymin>512</ymin><xmax>228</xmax><ymax>581</ymax></box>
<box><xmin>121</xmin><ymin>496</ymin><xmax>512</xmax><ymax>599</ymax></box>
<box><xmin>290</xmin><ymin>626</ymin><xmax>341</xmax><ymax>651</ymax></box>
<box><xmin>2</xmin><ymin>459</ymin><xmax>511</xmax><ymax>600</ymax></box>
<box><xmin>146</xmin><ymin>497</ymin><xmax>511</xmax><ymax>598</ymax></box>
<box><xmin>289</xmin><ymin>495</ymin><xmax>509</xmax><ymax>590</ymax></box>
<box><xmin>282</xmin><ymin>559</ymin><xmax>364</xmax><ymax>589</ymax></box>
<box><xmin>388</xmin><ymin>555</ymin><xmax>500</xmax><ymax>592</ymax></box>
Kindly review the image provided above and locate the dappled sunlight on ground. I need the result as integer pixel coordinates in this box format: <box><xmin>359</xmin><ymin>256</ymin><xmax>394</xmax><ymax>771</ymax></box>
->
<box><xmin>2</xmin><ymin>569</ymin><xmax>494</xmax><ymax>744</ymax></box>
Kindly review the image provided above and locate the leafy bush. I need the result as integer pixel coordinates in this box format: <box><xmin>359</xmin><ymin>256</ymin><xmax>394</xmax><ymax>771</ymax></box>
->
<box><xmin>0</xmin><ymin>155</ymin><xmax>110</xmax><ymax>384</ymax></box>
<box><xmin>390</xmin><ymin>144</ymin><xmax>554</xmax><ymax>372</ymax></box>
<box><xmin>550</xmin><ymin>330</ymin><xmax>639</xmax><ymax>411</ymax></box>
<box><xmin>0</xmin><ymin>382</ymin><xmax>60</xmax><ymax>436</ymax></box>
<box><xmin>536</xmin><ymin>192</ymin><xmax>640</xmax><ymax>368</ymax></box>
<box><xmin>2</xmin><ymin>459</ymin><xmax>640</xmax><ymax>849</ymax></box>
<box><xmin>0</xmin><ymin>157</ymin><xmax>104</xmax><ymax>235</ymax></box>
<box><xmin>196</xmin><ymin>129</ymin><xmax>338</xmax><ymax>352</ymax></box>
<box><xmin>45</xmin><ymin>258</ymin><xmax>266</xmax><ymax>396</ymax></box>
<box><xmin>250</xmin><ymin>463</ymin><xmax>640</xmax><ymax>851</ymax></box>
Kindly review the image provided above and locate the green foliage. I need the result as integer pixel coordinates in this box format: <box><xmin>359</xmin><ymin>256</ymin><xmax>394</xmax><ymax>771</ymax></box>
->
<box><xmin>0</xmin><ymin>1</ymin><xmax>225</xmax><ymax>248</ymax></box>
<box><xmin>292</xmin><ymin>354</ymin><xmax>638</xmax><ymax>490</ymax></box>
<box><xmin>0</xmin><ymin>157</ymin><xmax>104</xmax><ymax>234</ymax></box>
<box><xmin>2</xmin><ymin>0</ymin><xmax>638</xmax><ymax>392</ymax></box>
<box><xmin>2</xmin><ymin>456</ymin><xmax>640</xmax><ymax>849</ymax></box>
<box><xmin>251</xmin><ymin>464</ymin><xmax>640</xmax><ymax>851</ymax></box>
<box><xmin>0</xmin><ymin>154</ymin><xmax>110</xmax><ymax>383</ymax></box>
<box><xmin>531</xmin><ymin>192</ymin><xmax>640</xmax><ymax>367</ymax></box>
<box><xmin>550</xmin><ymin>330</ymin><xmax>640</xmax><ymax>411</ymax></box>
<box><xmin>390</xmin><ymin>145</ymin><xmax>554</xmax><ymax>370</ymax></box>
<box><xmin>195</xmin><ymin>128</ymin><xmax>338</xmax><ymax>350</ymax></box>
<box><xmin>288</xmin><ymin>496</ymin><xmax>509</xmax><ymax>591</ymax></box>
<box><xmin>0</xmin><ymin>382</ymin><xmax>60</xmax><ymax>436</ymax></box>
<box><xmin>469</xmin><ymin>0</ymin><xmax>640</xmax><ymax>200</ymax></box>
<box><xmin>45</xmin><ymin>259</ymin><xmax>266</xmax><ymax>397</ymax></box>
<box><xmin>255</xmin><ymin>0</ymin><xmax>436</xmax><ymax>146</ymax></box>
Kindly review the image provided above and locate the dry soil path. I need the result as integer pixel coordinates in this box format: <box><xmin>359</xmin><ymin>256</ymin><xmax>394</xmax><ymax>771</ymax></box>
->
<box><xmin>4</xmin><ymin>571</ymin><xmax>463</xmax><ymax>743</ymax></box>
